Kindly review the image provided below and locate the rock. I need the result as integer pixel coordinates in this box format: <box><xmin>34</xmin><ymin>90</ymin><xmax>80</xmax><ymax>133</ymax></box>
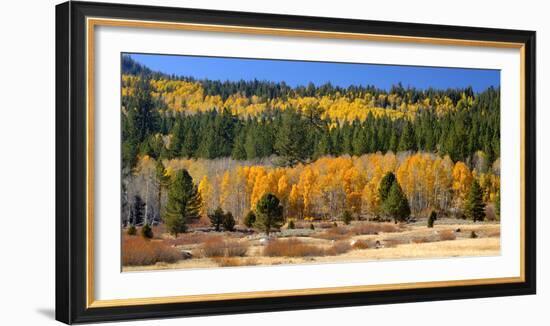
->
<box><xmin>180</xmin><ymin>250</ymin><xmax>193</xmax><ymax>260</ymax></box>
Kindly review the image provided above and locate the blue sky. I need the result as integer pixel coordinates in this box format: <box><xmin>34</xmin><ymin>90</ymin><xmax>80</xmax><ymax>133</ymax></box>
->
<box><xmin>127</xmin><ymin>53</ymin><xmax>500</xmax><ymax>92</ymax></box>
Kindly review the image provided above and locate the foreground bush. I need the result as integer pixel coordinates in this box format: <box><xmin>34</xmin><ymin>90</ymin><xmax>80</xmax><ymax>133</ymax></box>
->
<box><xmin>122</xmin><ymin>236</ymin><xmax>181</xmax><ymax>266</ymax></box>
<box><xmin>264</xmin><ymin>239</ymin><xmax>324</xmax><ymax>257</ymax></box>
<box><xmin>196</xmin><ymin>237</ymin><xmax>249</xmax><ymax>258</ymax></box>
<box><xmin>141</xmin><ymin>224</ymin><xmax>154</xmax><ymax>239</ymax></box>
<box><xmin>314</xmin><ymin>226</ymin><xmax>350</xmax><ymax>241</ymax></box>
<box><xmin>244</xmin><ymin>211</ymin><xmax>256</xmax><ymax>228</ymax></box>
<box><xmin>263</xmin><ymin>238</ymin><xmax>351</xmax><ymax>257</ymax></box>
<box><xmin>127</xmin><ymin>225</ymin><xmax>137</xmax><ymax>236</ymax></box>
<box><xmin>439</xmin><ymin>230</ymin><xmax>456</xmax><ymax>241</ymax></box>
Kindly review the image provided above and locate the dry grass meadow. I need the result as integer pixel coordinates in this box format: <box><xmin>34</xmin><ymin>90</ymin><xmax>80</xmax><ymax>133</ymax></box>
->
<box><xmin>122</xmin><ymin>219</ymin><xmax>500</xmax><ymax>271</ymax></box>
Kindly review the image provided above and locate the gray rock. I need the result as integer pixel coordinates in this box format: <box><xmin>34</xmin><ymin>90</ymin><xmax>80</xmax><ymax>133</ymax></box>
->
<box><xmin>180</xmin><ymin>250</ymin><xmax>193</xmax><ymax>260</ymax></box>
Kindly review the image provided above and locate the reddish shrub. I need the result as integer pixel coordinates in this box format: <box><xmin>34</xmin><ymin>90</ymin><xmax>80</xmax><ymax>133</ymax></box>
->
<box><xmin>325</xmin><ymin>241</ymin><xmax>352</xmax><ymax>255</ymax></box>
<box><xmin>314</xmin><ymin>226</ymin><xmax>351</xmax><ymax>241</ymax></box>
<box><xmin>196</xmin><ymin>237</ymin><xmax>249</xmax><ymax>258</ymax></box>
<box><xmin>351</xmin><ymin>223</ymin><xmax>401</xmax><ymax>235</ymax></box>
<box><xmin>263</xmin><ymin>239</ymin><xmax>325</xmax><ymax>257</ymax></box>
<box><xmin>122</xmin><ymin>235</ymin><xmax>181</xmax><ymax>266</ymax></box>
<box><xmin>439</xmin><ymin>230</ymin><xmax>456</xmax><ymax>241</ymax></box>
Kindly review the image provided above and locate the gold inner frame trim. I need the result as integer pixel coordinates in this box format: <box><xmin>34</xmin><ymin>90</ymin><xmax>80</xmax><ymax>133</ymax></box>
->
<box><xmin>85</xmin><ymin>17</ymin><xmax>526</xmax><ymax>309</ymax></box>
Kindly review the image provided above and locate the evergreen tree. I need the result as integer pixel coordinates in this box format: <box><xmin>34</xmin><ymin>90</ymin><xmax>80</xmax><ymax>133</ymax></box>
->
<box><xmin>131</xmin><ymin>195</ymin><xmax>146</xmax><ymax>226</ymax></box>
<box><xmin>398</xmin><ymin>122</ymin><xmax>416</xmax><ymax>152</ymax></box>
<box><xmin>427</xmin><ymin>210</ymin><xmax>437</xmax><ymax>228</ymax></box>
<box><xmin>382</xmin><ymin>182</ymin><xmax>411</xmax><ymax>223</ymax></box>
<box><xmin>378</xmin><ymin>172</ymin><xmax>397</xmax><ymax>203</ymax></box>
<box><xmin>208</xmin><ymin>207</ymin><xmax>225</xmax><ymax>232</ymax></box>
<box><xmin>141</xmin><ymin>224</ymin><xmax>153</xmax><ymax>239</ymax></box>
<box><xmin>341</xmin><ymin>210</ymin><xmax>353</xmax><ymax>225</ymax></box>
<box><xmin>155</xmin><ymin>160</ymin><xmax>170</xmax><ymax>222</ymax></box>
<box><xmin>164</xmin><ymin>169</ymin><xmax>202</xmax><ymax>237</ymax></box>
<box><xmin>254</xmin><ymin>193</ymin><xmax>284</xmax><ymax>235</ymax></box>
<box><xmin>223</xmin><ymin>211</ymin><xmax>236</xmax><ymax>231</ymax></box>
<box><xmin>464</xmin><ymin>179</ymin><xmax>486</xmax><ymax>222</ymax></box>
<box><xmin>244</xmin><ymin>210</ymin><xmax>256</xmax><ymax>228</ymax></box>
<box><xmin>275</xmin><ymin>109</ymin><xmax>311</xmax><ymax>166</ymax></box>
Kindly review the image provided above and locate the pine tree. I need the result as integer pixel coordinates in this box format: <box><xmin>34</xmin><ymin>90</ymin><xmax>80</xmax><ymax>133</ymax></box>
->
<box><xmin>275</xmin><ymin>109</ymin><xmax>310</xmax><ymax>166</ymax></box>
<box><xmin>398</xmin><ymin>122</ymin><xmax>416</xmax><ymax>152</ymax></box>
<box><xmin>208</xmin><ymin>207</ymin><xmax>225</xmax><ymax>232</ymax></box>
<box><xmin>155</xmin><ymin>160</ymin><xmax>170</xmax><ymax>222</ymax></box>
<box><xmin>382</xmin><ymin>182</ymin><xmax>411</xmax><ymax>223</ymax></box>
<box><xmin>427</xmin><ymin>210</ymin><xmax>437</xmax><ymax>228</ymax></box>
<box><xmin>131</xmin><ymin>195</ymin><xmax>146</xmax><ymax>226</ymax></box>
<box><xmin>464</xmin><ymin>179</ymin><xmax>486</xmax><ymax>222</ymax></box>
<box><xmin>378</xmin><ymin>172</ymin><xmax>397</xmax><ymax>203</ymax></box>
<box><xmin>223</xmin><ymin>212</ymin><xmax>236</xmax><ymax>231</ymax></box>
<box><xmin>164</xmin><ymin>169</ymin><xmax>202</xmax><ymax>237</ymax></box>
<box><xmin>244</xmin><ymin>210</ymin><xmax>256</xmax><ymax>228</ymax></box>
<box><xmin>141</xmin><ymin>224</ymin><xmax>153</xmax><ymax>239</ymax></box>
<box><xmin>254</xmin><ymin>193</ymin><xmax>284</xmax><ymax>235</ymax></box>
<box><xmin>341</xmin><ymin>210</ymin><xmax>353</xmax><ymax>225</ymax></box>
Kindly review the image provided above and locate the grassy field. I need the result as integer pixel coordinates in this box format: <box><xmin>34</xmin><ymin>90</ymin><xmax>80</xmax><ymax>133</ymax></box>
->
<box><xmin>122</xmin><ymin>219</ymin><xmax>500</xmax><ymax>271</ymax></box>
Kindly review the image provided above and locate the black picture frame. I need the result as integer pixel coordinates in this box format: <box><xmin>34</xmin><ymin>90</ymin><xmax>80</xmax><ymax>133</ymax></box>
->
<box><xmin>56</xmin><ymin>1</ymin><xmax>536</xmax><ymax>324</ymax></box>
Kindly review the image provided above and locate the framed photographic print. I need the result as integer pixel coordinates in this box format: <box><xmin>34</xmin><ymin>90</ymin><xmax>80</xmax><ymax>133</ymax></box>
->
<box><xmin>56</xmin><ymin>1</ymin><xmax>536</xmax><ymax>324</ymax></box>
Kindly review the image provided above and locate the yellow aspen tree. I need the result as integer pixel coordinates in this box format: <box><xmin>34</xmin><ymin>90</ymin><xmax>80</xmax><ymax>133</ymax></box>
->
<box><xmin>452</xmin><ymin>161</ymin><xmax>473</xmax><ymax>207</ymax></box>
<box><xmin>198</xmin><ymin>175</ymin><xmax>212</xmax><ymax>217</ymax></box>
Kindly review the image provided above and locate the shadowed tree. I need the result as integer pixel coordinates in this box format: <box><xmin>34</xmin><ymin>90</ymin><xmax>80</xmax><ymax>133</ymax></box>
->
<box><xmin>255</xmin><ymin>193</ymin><xmax>284</xmax><ymax>236</ymax></box>
<box><xmin>208</xmin><ymin>207</ymin><xmax>225</xmax><ymax>232</ymax></box>
<box><xmin>164</xmin><ymin>169</ymin><xmax>202</xmax><ymax>237</ymax></box>
<box><xmin>464</xmin><ymin>179</ymin><xmax>486</xmax><ymax>222</ymax></box>
<box><xmin>382</xmin><ymin>182</ymin><xmax>411</xmax><ymax>223</ymax></box>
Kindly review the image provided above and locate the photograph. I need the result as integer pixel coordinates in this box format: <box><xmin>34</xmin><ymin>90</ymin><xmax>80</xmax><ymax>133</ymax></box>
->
<box><xmin>120</xmin><ymin>53</ymin><xmax>501</xmax><ymax>271</ymax></box>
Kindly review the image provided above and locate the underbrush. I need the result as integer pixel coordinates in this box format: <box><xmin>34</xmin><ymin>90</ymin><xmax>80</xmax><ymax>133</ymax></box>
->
<box><xmin>351</xmin><ymin>223</ymin><xmax>403</xmax><ymax>235</ymax></box>
<box><xmin>263</xmin><ymin>238</ymin><xmax>351</xmax><ymax>257</ymax></box>
<box><xmin>314</xmin><ymin>226</ymin><xmax>351</xmax><ymax>241</ymax></box>
<box><xmin>122</xmin><ymin>235</ymin><xmax>181</xmax><ymax>266</ymax></box>
<box><xmin>195</xmin><ymin>236</ymin><xmax>249</xmax><ymax>258</ymax></box>
<box><xmin>212</xmin><ymin>257</ymin><xmax>259</xmax><ymax>267</ymax></box>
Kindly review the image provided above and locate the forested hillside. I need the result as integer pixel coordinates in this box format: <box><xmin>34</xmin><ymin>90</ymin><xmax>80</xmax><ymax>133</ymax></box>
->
<box><xmin>121</xmin><ymin>55</ymin><xmax>500</xmax><ymax>225</ymax></box>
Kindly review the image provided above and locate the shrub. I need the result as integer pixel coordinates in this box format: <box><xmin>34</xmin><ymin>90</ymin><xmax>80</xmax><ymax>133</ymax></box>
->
<box><xmin>141</xmin><ymin>224</ymin><xmax>154</xmax><ymax>239</ymax></box>
<box><xmin>196</xmin><ymin>237</ymin><xmax>249</xmax><ymax>258</ymax></box>
<box><xmin>224</xmin><ymin>240</ymin><xmax>248</xmax><ymax>257</ymax></box>
<box><xmin>314</xmin><ymin>226</ymin><xmax>350</xmax><ymax>241</ymax></box>
<box><xmin>427</xmin><ymin>211</ymin><xmax>437</xmax><ymax>228</ymax></box>
<box><xmin>350</xmin><ymin>223</ymin><xmax>400</xmax><ymax>235</ymax></box>
<box><xmin>244</xmin><ymin>210</ymin><xmax>256</xmax><ymax>228</ymax></box>
<box><xmin>288</xmin><ymin>219</ymin><xmax>295</xmax><ymax>229</ymax></box>
<box><xmin>325</xmin><ymin>241</ymin><xmax>352</xmax><ymax>255</ymax></box>
<box><xmin>223</xmin><ymin>212</ymin><xmax>236</xmax><ymax>231</ymax></box>
<box><xmin>439</xmin><ymin>230</ymin><xmax>456</xmax><ymax>241</ymax></box>
<box><xmin>263</xmin><ymin>239</ymin><xmax>324</xmax><ymax>257</ymax></box>
<box><xmin>412</xmin><ymin>236</ymin><xmax>430</xmax><ymax>244</ymax></box>
<box><xmin>127</xmin><ymin>225</ymin><xmax>137</xmax><ymax>236</ymax></box>
<box><xmin>122</xmin><ymin>236</ymin><xmax>181</xmax><ymax>266</ymax></box>
<box><xmin>196</xmin><ymin>236</ymin><xmax>226</xmax><ymax>257</ymax></box>
<box><xmin>165</xmin><ymin>232</ymin><xmax>213</xmax><ymax>246</ymax></box>
<box><xmin>351</xmin><ymin>239</ymin><xmax>372</xmax><ymax>250</ymax></box>
<box><xmin>341</xmin><ymin>210</ymin><xmax>353</xmax><ymax>225</ymax></box>
<box><xmin>213</xmin><ymin>257</ymin><xmax>258</xmax><ymax>267</ymax></box>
